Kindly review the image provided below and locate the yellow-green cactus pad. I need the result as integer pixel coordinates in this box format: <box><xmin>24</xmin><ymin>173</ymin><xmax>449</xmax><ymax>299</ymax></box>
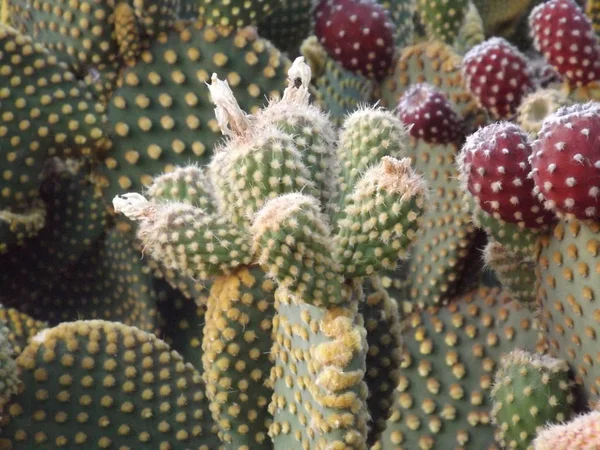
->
<box><xmin>198</xmin><ymin>0</ymin><xmax>285</xmax><ymax>28</ymax></box>
<box><xmin>416</xmin><ymin>0</ymin><xmax>469</xmax><ymax>44</ymax></box>
<box><xmin>0</xmin><ymin>320</ymin><xmax>222</xmax><ymax>449</ymax></box>
<box><xmin>95</xmin><ymin>22</ymin><xmax>290</xmax><ymax>205</ymax></box>
<box><xmin>381</xmin><ymin>0</ymin><xmax>416</xmax><ymax>48</ymax></box>
<box><xmin>202</xmin><ymin>267</ymin><xmax>276</xmax><ymax>448</ymax></box>
<box><xmin>377</xmin><ymin>287</ymin><xmax>545</xmax><ymax>450</ymax></box>
<box><xmin>537</xmin><ymin>219</ymin><xmax>600</xmax><ymax>407</ymax></box>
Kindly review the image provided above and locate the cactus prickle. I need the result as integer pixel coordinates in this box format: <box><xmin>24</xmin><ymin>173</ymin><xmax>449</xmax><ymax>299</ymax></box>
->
<box><xmin>490</xmin><ymin>350</ymin><xmax>575</xmax><ymax>449</ymax></box>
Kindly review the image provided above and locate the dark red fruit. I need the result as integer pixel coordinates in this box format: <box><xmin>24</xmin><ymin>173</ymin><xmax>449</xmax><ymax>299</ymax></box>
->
<box><xmin>314</xmin><ymin>0</ymin><xmax>396</xmax><ymax>81</ymax></box>
<box><xmin>529</xmin><ymin>102</ymin><xmax>600</xmax><ymax>219</ymax></box>
<box><xmin>462</xmin><ymin>37</ymin><xmax>535</xmax><ymax>119</ymax></box>
<box><xmin>396</xmin><ymin>83</ymin><xmax>465</xmax><ymax>144</ymax></box>
<box><xmin>529</xmin><ymin>0</ymin><xmax>600</xmax><ymax>87</ymax></box>
<box><xmin>458</xmin><ymin>122</ymin><xmax>556</xmax><ymax>228</ymax></box>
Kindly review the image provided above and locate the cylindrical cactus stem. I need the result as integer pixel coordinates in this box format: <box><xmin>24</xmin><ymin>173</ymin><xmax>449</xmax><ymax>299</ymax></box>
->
<box><xmin>202</xmin><ymin>266</ymin><xmax>276</xmax><ymax>449</ymax></box>
<box><xmin>483</xmin><ymin>241</ymin><xmax>537</xmax><ymax>306</ymax></box>
<box><xmin>491</xmin><ymin>350</ymin><xmax>575</xmax><ymax>450</ymax></box>
<box><xmin>113</xmin><ymin>2</ymin><xmax>141</xmax><ymax>66</ymax></box>
<box><xmin>145</xmin><ymin>165</ymin><xmax>217</xmax><ymax>213</ymax></box>
<box><xmin>335</xmin><ymin>156</ymin><xmax>427</xmax><ymax>278</ymax></box>
<box><xmin>113</xmin><ymin>193</ymin><xmax>252</xmax><ymax>280</ymax></box>
<box><xmin>256</xmin><ymin>57</ymin><xmax>339</xmax><ymax>209</ymax></box>
<box><xmin>533</xmin><ymin>410</ymin><xmax>600</xmax><ymax>450</ymax></box>
<box><xmin>251</xmin><ymin>193</ymin><xmax>343</xmax><ymax>307</ymax></box>
<box><xmin>268</xmin><ymin>281</ymin><xmax>369</xmax><ymax>449</ymax></box>
<box><xmin>207</xmin><ymin>73</ymin><xmax>317</xmax><ymax>226</ymax></box>
<box><xmin>334</xmin><ymin>107</ymin><xmax>410</xmax><ymax>221</ymax></box>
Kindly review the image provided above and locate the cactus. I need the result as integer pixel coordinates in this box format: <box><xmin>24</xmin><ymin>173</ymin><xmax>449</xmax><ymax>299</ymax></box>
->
<box><xmin>490</xmin><ymin>350</ymin><xmax>575</xmax><ymax>449</ymax></box>
<box><xmin>416</xmin><ymin>0</ymin><xmax>469</xmax><ymax>45</ymax></box>
<box><xmin>532</xmin><ymin>410</ymin><xmax>600</xmax><ymax>450</ymax></box>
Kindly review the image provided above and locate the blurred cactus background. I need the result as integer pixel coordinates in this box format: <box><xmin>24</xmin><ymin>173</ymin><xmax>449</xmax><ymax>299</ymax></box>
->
<box><xmin>1</xmin><ymin>0</ymin><xmax>600</xmax><ymax>449</ymax></box>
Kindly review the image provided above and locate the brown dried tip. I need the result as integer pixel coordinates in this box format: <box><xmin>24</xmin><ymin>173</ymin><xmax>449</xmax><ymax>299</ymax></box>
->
<box><xmin>365</xmin><ymin>156</ymin><xmax>428</xmax><ymax>200</ymax></box>
<box><xmin>112</xmin><ymin>193</ymin><xmax>156</xmax><ymax>221</ymax></box>
<box><xmin>206</xmin><ymin>73</ymin><xmax>251</xmax><ymax>137</ymax></box>
<box><xmin>282</xmin><ymin>56</ymin><xmax>312</xmax><ymax>105</ymax></box>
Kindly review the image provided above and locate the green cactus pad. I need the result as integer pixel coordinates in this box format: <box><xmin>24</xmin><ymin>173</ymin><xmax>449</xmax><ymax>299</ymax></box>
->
<box><xmin>377</xmin><ymin>287</ymin><xmax>545</xmax><ymax>450</ymax></box>
<box><xmin>0</xmin><ymin>320</ymin><xmax>19</xmax><ymax>402</ymax></box>
<box><xmin>377</xmin><ymin>41</ymin><xmax>483</xmax><ymax>122</ymax></box>
<box><xmin>257</xmin><ymin>0</ymin><xmax>313</xmax><ymax>55</ymax></box>
<box><xmin>381</xmin><ymin>0</ymin><xmax>416</xmax><ymax>48</ymax></box>
<box><xmin>95</xmin><ymin>21</ymin><xmax>290</xmax><ymax>205</ymax></box>
<box><xmin>405</xmin><ymin>138</ymin><xmax>477</xmax><ymax>307</ymax></box>
<box><xmin>9</xmin><ymin>0</ymin><xmax>179</xmax><ymax>77</ymax></box>
<box><xmin>146</xmin><ymin>165</ymin><xmax>217</xmax><ymax>213</ymax></box>
<box><xmin>0</xmin><ymin>320</ymin><xmax>222</xmax><ymax>449</ymax></box>
<box><xmin>113</xmin><ymin>193</ymin><xmax>253</xmax><ymax>280</ymax></box>
<box><xmin>0</xmin><ymin>226</ymin><xmax>159</xmax><ymax>331</ymax></box>
<box><xmin>252</xmin><ymin>193</ymin><xmax>343</xmax><ymax>307</ymax></box>
<box><xmin>198</xmin><ymin>0</ymin><xmax>285</xmax><ymax>28</ymax></box>
<box><xmin>268</xmin><ymin>284</ymin><xmax>369</xmax><ymax>450</ymax></box>
<box><xmin>0</xmin><ymin>307</ymin><xmax>48</xmax><ymax>356</ymax></box>
<box><xmin>587</xmin><ymin>0</ymin><xmax>600</xmax><ymax>35</ymax></box>
<box><xmin>0</xmin><ymin>202</ymin><xmax>45</xmax><ymax>255</ymax></box>
<box><xmin>483</xmin><ymin>240</ymin><xmax>538</xmax><ymax>307</ymax></box>
<box><xmin>335</xmin><ymin>157</ymin><xmax>426</xmax><ymax>278</ymax></box>
<box><xmin>537</xmin><ymin>219</ymin><xmax>600</xmax><ymax>407</ymax></box>
<box><xmin>416</xmin><ymin>0</ymin><xmax>469</xmax><ymax>44</ymax></box>
<box><xmin>472</xmin><ymin>0</ymin><xmax>535</xmax><ymax>39</ymax></box>
<box><xmin>490</xmin><ymin>350</ymin><xmax>574</xmax><ymax>450</ymax></box>
<box><xmin>313</xmin><ymin>57</ymin><xmax>374</xmax><ymax>128</ymax></box>
<box><xmin>335</xmin><ymin>107</ymin><xmax>410</xmax><ymax>219</ymax></box>
<box><xmin>0</xmin><ymin>26</ymin><xmax>108</xmax><ymax>214</ymax></box>
<box><xmin>361</xmin><ymin>275</ymin><xmax>403</xmax><ymax>445</ymax></box>
<box><xmin>454</xmin><ymin>2</ymin><xmax>485</xmax><ymax>54</ymax></box>
<box><xmin>202</xmin><ymin>266</ymin><xmax>276</xmax><ymax>448</ymax></box>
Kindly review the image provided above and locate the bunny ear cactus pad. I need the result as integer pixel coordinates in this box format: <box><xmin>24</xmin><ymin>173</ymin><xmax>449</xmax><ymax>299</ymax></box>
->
<box><xmin>377</xmin><ymin>287</ymin><xmax>545</xmax><ymax>450</ymax></box>
<box><xmin>0</xmin><ymin>320</ymin><xmax>223</xmax><ymax>450</ymax></box>
<box><xmin>416</xmin><ymin>0</ymin><xmax>469</xmax><ymax>45</ymax></box>
<box><xmin>536</xmin><ymin>219</ymin><xmax>600</xmax><ymax>407</ymax></box>
<box><xmin>0</xmin><ymin>321</ymin><xmax>19</xmax><ymax>403</ymax></box>
<box><xmin>0</xmin><ymin>26</ymin><xmax>108</xmax><ymax>215</ymax></box>
<box><xmin>380</xmin><ymin>0</ymin><xmax>415</xmax><ymax>48</ymax></box>
<box><xmin>197</xmin><ymin>0</ymin><xmax>285</xmax><ymax>28</ymax></box>
<box><xmin>201</xmin><ymin>266</ymin><xmax>276</xmax><ymax>449</ymax></box>
<box><xmin>257</xmin><ymin>0</ymin><xmax>313</xmax><ymax>55</ymax></box>
<box><xmin>377</xmin><ymin>41</ymin><xmax>484</xmax><ymax>124</ymax></box>
<box><xmin>96</xmin><ymin>21</ymin><xmax>290</xmax><ymax>206</ymax></box>
<box><xmin>0</xmin><ymin>307</ymin><xmax>48</xmax><ymax>356</ymax></box>
<box><xmin>490</xmin><ymin>350</ymin><xmax>574</xmax><ymax>450</ymax></box>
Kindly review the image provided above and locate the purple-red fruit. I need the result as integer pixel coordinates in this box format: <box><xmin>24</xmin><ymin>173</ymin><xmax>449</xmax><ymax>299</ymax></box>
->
<box><xmin>396</xmin><ymin>83</ymin><xmax>465</xmax><ymax>144</ymax></box>
<box><xmin>529</xmin><ymin>0</ymin><xmax>600</xmax><ymax>87</ymax></box>
<box><xmin>529</xmin><ymin>102</ymin><xmax>600</xmax><ymax>219</ymax></box>
<box><xmin>314</xmin><ymin>0</ymin><xmax>396</xmax><ymax>80</ymax></box>
<box><xmin>458</xmin><ymin>122</ymin><xmax>556</xmax><ymax>228</ymax></box>
<box><xmin>462</xmin><ymin>37</ymin><xmax>535</xmax><ymax>119</ymax></box>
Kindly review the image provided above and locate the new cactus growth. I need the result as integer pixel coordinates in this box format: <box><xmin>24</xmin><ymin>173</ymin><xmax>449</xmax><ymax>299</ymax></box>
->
<box><xmin>532</xmin><ymin>410</ymin><xmax>600</xmax><ymax>450</ymax></box>
<box><xmin>490</xmin><ymin>350</ymin><xmax>575</xmax><ymax>449</ymax></box>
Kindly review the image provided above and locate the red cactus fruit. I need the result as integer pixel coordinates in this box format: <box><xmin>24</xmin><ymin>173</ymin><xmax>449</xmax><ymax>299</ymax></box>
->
<box><xmin>396</xmin><ymin>83</ymin><xmax>465</xmax><ymax>144</ymax></box>
<box><xmin>529</xmin><ymin>102</ymin><xmax>600</xmax><ymax>220</ymax></box>
<box><xmin>457</xmin><ymin>122</ymin><xmax>556</xmax><ymax>228</ymax></box>
<box><xmin>462</xmin><ymin>37</ymin><xmax>535</xmax><ymax>119</ymax></box>
<box><xmin>313</xmin><ymin>0</ymin><xmax>396</xmax><ymax>80</ymax></box>
<box><xmin>529</xmin><ymin>0</ymin><xmax>600</xmax><ymax>87</ymax></box>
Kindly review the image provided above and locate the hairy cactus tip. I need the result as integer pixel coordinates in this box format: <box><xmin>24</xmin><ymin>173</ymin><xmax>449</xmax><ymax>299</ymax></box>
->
<box><xmin>206</xmin><ymin>72</ymin><xmax>251</xmax><ymax>137</ymax></box>
<box><xmin>282</xmin><ymin>56</ymin><xmax>312</xmax><ymax>104</ymax></box>
<box><xmin>372</xmin><ymin>156</ymin><xmax>428</xmax><ymax>201</ymax></box>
